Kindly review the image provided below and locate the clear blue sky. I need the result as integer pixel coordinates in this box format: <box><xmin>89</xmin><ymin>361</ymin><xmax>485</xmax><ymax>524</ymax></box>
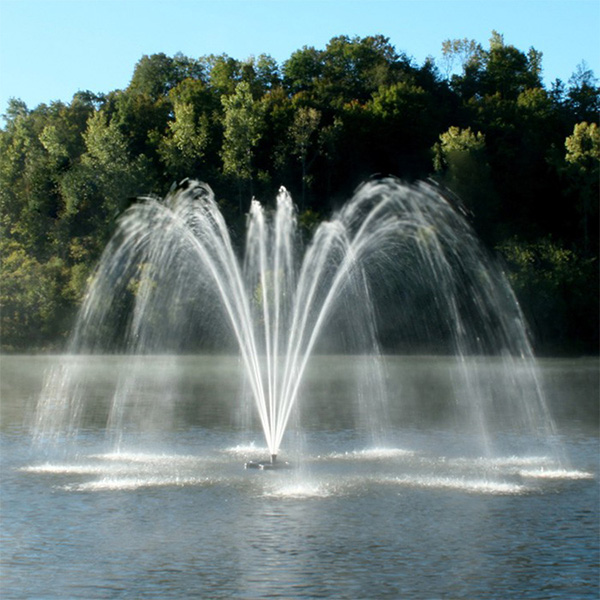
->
<box><xmin>0</xmin><ymin>0</ymin><xmax>598</xmax><ymax>115</ymax></box>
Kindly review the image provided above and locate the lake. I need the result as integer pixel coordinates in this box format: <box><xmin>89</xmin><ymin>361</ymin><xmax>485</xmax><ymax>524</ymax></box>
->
<box><xmin>1</xmin><ymin>354</ymin><xmax>598</xmax><ymax>599</ymax></box>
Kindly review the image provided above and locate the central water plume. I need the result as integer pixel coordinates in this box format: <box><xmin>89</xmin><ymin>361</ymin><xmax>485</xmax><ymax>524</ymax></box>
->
<box><xmin>34</xmin><ymin>177</ymin><xmax>557</xmax><ymax>463</ymax></box>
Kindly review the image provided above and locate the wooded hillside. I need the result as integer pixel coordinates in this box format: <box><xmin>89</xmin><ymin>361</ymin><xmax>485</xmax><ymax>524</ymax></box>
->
<box><xmin>1</xmin><ymin>33</ymin><xmax>598</xmax><ymax>353</ymax></box>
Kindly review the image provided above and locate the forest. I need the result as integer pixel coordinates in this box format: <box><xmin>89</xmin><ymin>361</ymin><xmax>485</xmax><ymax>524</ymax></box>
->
<box><xmin>1</xmin><ymin>32</ymin><xmax>598</xmax><ymax>354</ymax></box>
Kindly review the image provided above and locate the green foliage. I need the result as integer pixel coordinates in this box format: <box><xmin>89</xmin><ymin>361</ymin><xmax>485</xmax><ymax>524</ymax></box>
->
<box><xmin>0</xmin><ymin>239</ymin><xmax>70</xmax><ymax>350</ymax></box>
<box><xmin>563</xmin><ymin>121</ymin><xmax>600</xmax><ymax>253</ymax></box>
<box><xmin>289</xmin><ymin>106</ymin><xmax>321</xmax><ymax>206</ymax></box>
<box><xmin>282</xmin><ymin>45</ymin><xmax>324</xmax><ymax>96</ymax></box>
<box><xmin>0</xmin><ymin>101</ymin><xmax>66</xmax><ymax>256</ymax></box>
<box><xmin>448</xmin><ymin>31</ymin><xmax>544</xmax><ymax>101</ymax></box>
<box><xmin>1</xmin><ymin>33</ymin><xmax>599</xmax><ymax>353</ymax></box>
<box><xmin>441</xmin><ymin>38</ymin><xmax>483</xmax><ymax>78</ymax></box>
<box><xmin>221</xmin><ymin>80</ymin><xmax>265</xmax><ymax>202</ymax></box>
<box><xmin>431</xmin><ymin>126</ymin><xmax>499</xmax><ymax>242</ymax></box>
<box><xmin>61</xmin><ymin>109</ymin><xmax>154</xmax><ymax>228</ymax></box>
<box><xmin>159</xmin><ymin>100</ymin><xmax>210</xmax><ymax>178</ymax></box>
<box><xmin>497</xmin><ymin>238</ymin><xmax>598</xmax><ymax>353</ymax></box>
<box><xmin>566</xmin><ymin>62</ymin><xmax>600</xmax><ymax>122</ymax></box>
<box><xmin>565</xmin><ymin>121</ymin><xmax>600</xmax><ymax>168</ymax></box>
<box><xmin>318</xmin><ymin>35</ymin><xmax>405</xmax><ymax>106</ymax></box>
<box><xmin>203</xmin><ymin>54</ymin><xmax>242</xmax><ymax>96</ymax></box>
<box><xmin>129</xmin><ymin>52</ymin><xmax>205</xmax><ymax>99</ymax></box>
<box><xmin>433</xmin><ymin>126</ymin><xmax>486</xmax><ymax>171</ymax></box>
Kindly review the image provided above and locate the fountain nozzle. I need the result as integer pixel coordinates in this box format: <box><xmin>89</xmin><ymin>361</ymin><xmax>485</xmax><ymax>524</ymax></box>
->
<box><xmin>245</xmin><ymin>453</ymin><xmax>288</xmax><ymax>470</ymax></box>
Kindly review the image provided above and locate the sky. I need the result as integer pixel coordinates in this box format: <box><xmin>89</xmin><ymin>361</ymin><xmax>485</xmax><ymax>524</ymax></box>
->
<box><xmin>0</xmin><ymin>0</ymin><xmax>599</xmax><ymax>115</ymax></box>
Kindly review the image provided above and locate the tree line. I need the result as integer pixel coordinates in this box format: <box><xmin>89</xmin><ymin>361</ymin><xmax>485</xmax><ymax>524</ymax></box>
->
<box><xmin>1</xmin><ymin>32</ymin><xmax>598</xmax><ymax>353</ymax></box>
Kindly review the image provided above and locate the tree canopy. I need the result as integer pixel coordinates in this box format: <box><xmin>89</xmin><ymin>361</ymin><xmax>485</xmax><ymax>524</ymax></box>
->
<box><xmin>1</xmin><ymin>33</ymin><xmax>598</xmax><ymax>353</ymax></box>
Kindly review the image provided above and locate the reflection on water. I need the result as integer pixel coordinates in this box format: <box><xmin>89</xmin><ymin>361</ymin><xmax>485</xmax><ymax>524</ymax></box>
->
<box><xmin>1</xmin><ymin>355</ymin><xmax>598</xmax><ymax>598</ymax></box>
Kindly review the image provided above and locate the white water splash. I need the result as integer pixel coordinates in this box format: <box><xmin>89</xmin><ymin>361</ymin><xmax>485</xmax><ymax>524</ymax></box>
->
<box><xmin>263</xmin><ymin>481</ymin><xmax>333</xmax><ymax>499</ymax></box>
<box><xmin>325</xmin><ymin>447</ymin><xmax>415</xmax><ymax>460</ymax></box>
<box><xmin>389</xmin><ymin>475</ymin><xmax>529</xmax><ymax>495</ymax></box>
<box><xmin>63</xmin><ymin>475</ymin><xmax>213</xmax><ymax>492</ymax></box>
<box><xmin>519</xmin><ymin>468</ymin><xmax>594</xmax><ymax>480</ymax></box>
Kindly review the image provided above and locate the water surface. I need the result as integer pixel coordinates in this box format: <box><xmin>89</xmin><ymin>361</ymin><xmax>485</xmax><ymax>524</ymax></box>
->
<box><xmin>1</xmin><ymin>355</ymin><xmax>598</xmax><ymax>599</ymax></box>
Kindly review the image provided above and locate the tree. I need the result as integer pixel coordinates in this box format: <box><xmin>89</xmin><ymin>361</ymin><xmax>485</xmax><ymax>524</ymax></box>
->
<box><xmin>61</xmin><ymin>109</ymin><xmax>154</xmax><ymax>237</ymax></box>
<box><xmin>253</xmin><ymin>54</ymin><xmax>282</xmax><ymax>91</ymax></box>
<box><xmin>563</xmin><ymin>121</ymin><xmax>600</xmax><ymax>253</ymax></box>
<box><xmin>498</xmin><ymin>237</ymin><xmax>598</xmax><ymax>353</ymax></box>
<box><xmin>484</xmin><ymin>34</ymin><xmax>542</xmax><ymax>98</ymax></box>
<box><xmin>365</xmin><ymin>81</ymin><xmax>438</xmax><ymax>177</ymax></box>
<box><xmin>432</xmin><ymin>126</ymin><xmax>498</xmax><ymax>242</ymax></box>
<box><xmin>253</xmin><ymin>87</ymin><xmax>295</xmax><ymax>197</ymax></box>
<box><xmin>203</xmin><ymin>54</ymin><xmax>242</xmax><ymax>96</ymax></box>
<box><xmin>449</xmin><ymin>31</ymin><xmax>543</xmax><ymax>100</ymax></box>
<box><xmin>440</xmin><ymin>38</ymin><xmax>483</xmax><ymax>79</ymax></box>
<box><xmin>159</xmin><ymin>77</ymin><xmax>222</xmax><ymax>181</ymax></box>
<box><xmin>283</xmin><ymin>35</ymin><xmax>412</xmax><ymax>109</ymax></box>
<box><xmin>102</xmin><ymin>88</ymin><xmax>171</xmax><ymax>162</ymax></box>
<box><xmin>432</xmin><ymin>126</ymin><xmax>486</xmax><ymax>172</ymax></box>
<box><xmin>282</xmin><ymin>46</ymin><xmax>324</xmax><ymax>96</ymax></box>
<box><xmin>38</xmin><ymin>99</ymin><xmax>92</xmax><ymax>170</ymax></box>
<box><xmin>220</xmin><ymin>81</ymin><xmax>265</xmax><ymax>209</ymax></box>
<box><xmin>566</xmin><ymin>62</ymin><xmax>600</xmax><ymax>123</ymax></box>
<box><xmin>320</xmin><ymin>35</ymin><xmax>402</xmax><ymax>103</ymax></box>
<box><xmin>0</xmin><ymin>238</ymin><xmax>67</xmax><ymax>350</ymax></box>
<box><xmin>128</xmin><ymin>52</ymin><xmax>205</xmax><ymax>100</ymax></box>
<box><xmin>289</xmin><ymin>106</ymin><xmax>321</xmax><ymax>207</ymax></box>
<box><xmin>238</xmin><ymin>54</ymin><xmax>282</xmax><ymax>96</ymax></box>
<box><xmin>159</xmin><ymin>100</ymin><xmax>210</xmax><ymax>179</ymax></box>
<box><xmin>0</xmin><ymin>101</ymin><xmax>61</xmax><ymax>256</ymax></box>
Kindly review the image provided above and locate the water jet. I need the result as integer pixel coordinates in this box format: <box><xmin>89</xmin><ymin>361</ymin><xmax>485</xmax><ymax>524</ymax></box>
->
<box><xmin>34</xmin><ymin>177</ymin><xmax>559</xmax><ymax>467</ymax></box>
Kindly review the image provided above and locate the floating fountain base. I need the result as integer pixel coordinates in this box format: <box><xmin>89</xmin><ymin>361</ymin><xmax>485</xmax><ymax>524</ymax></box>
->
<box><xmin>245</xmin><ymin>457</ymin><xmax>292</xmax><ymax>470</ymax></box>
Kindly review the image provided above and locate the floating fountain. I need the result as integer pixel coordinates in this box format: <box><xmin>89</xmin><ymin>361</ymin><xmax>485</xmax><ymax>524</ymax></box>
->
<box><xmin>34</xmin><ymin>177</ymin><xmax>558</xmax><ymax>465</ymax></box>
